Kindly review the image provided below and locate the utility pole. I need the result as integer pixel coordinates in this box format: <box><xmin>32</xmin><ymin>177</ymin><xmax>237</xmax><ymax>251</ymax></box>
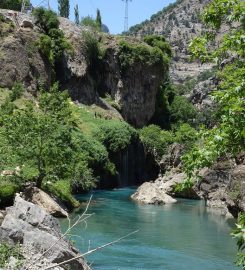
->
<box><xmin>122</xmin><ymin>0</ymin><xmax>132</xmax><ymax>32</ymax></box>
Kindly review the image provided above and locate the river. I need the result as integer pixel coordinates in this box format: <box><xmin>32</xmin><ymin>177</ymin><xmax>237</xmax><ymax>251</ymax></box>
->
<box><xmin>60</xmin><ymin>188</ymin><xmax>240</xmax><ymax>270</ymax></box>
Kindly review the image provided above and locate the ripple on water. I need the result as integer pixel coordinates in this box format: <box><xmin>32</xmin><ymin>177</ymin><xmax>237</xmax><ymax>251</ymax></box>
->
<box><xmin>60</xmin><ymin>188</ymin><xmax>240</xmax><ymax>270</ymax></box>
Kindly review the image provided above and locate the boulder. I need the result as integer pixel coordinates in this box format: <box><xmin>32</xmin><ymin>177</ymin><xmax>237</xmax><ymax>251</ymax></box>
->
<box><xmin>160</xmin><ymin>172</ymin><xmax>200</xmax><ymax>199</ymax></box>
<box><xmin>198</xmin><ymin>159</ymin><xmax>245</xmax><ymax>217</ymax></box>
<box><xmin>0</xmin><ymin>195</ymin><xmax>90</xmax><ymax>270</ymax></box>
<box><xmin>21</xmin><ymin>187</ymin><xmax>68</xmax><ymax>218</ymax></box>
<box><xmin>131</xmin><ymin>181</ymin><xmax>177</xmax><ymax>205</ymax></box>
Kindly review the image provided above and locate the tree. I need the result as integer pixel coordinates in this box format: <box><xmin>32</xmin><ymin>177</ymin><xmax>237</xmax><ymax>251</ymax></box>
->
<box><xmin>182</xmin><ymin>2</ymin><xmax>245</xmax><ymax>266</ymax></box>
<box><xmin>74</xmin><ymin>4</ymin><xmax>79</xmax><ymax>25</ymax></box>
<box><xmin>58</xmin><ymin>0</ymin><xmax>70</xmax><ymax>18</ymax></box>
<box><xmin>0</xmin><ymin>0</ymin><xmax>30</xmax><ymax>11</ymax></box>
<box><xmin>183</xmin><ymin>0</ymin><xmax>245</xmax><ymax>181</ymax></box>
<box><xmin>0</xmin><ymin>84</ymin><xmax>95</xmax><ymax>190</ymax></box>
<box><xmin>96</xmin><ymin>8</ymin><xmax>102</xmax><ymax>31</ymax></box>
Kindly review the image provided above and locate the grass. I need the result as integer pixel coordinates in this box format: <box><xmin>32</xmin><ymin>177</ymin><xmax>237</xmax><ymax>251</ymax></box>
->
<box><xmin>0</xmin><ymin>181</ymin><xmax>19</xmax><ymax>207</ymax></box>
<box><xmin>43</xmin><ymin>180</ymin><xmax>80</xmax><ymax>210</ymax></box>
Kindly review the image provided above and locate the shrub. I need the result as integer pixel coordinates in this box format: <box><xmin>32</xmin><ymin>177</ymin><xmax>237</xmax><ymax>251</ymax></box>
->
<box><xmin>33</xmin><ymin>8</ymin><xmax>71</xmax><ymax>66</ymax></box>
<box><xmin>9</xmin><ymin>82</ymin><xmax>24</xmax><ymax>101</ymax></box>
<box><xmin>82</xmin><ymin>31</ymin><xmax>102</xmax><ymax>72</ymax></box>
<box><xmin>118</xmin><ymin>40</ymin><xmax>168</xmax><ymax>74</ymax></box>
<box><xmin>140</xmin><ymin>125</ymin><xmax>174</xmax><ymax>160</ymax></box>
<box><xmin>0</xmin><ymin>242</ymin><xmax>23</xmax><ymax>268</ymax></box>
<box><xmin>169</xmin><ymin>95</ymin><xmax>197</xmax><ymax>125</ymax></box>
<box><xmin>174</xmin><ymin>123</ymin><xmax>197</xmax><ymax>149</ymax></box>
<box><xmin>95</xmin><ymin>121</ymin><xmax>137</xmax><ymax>153</ymax></box>
<box><xmin>32</xmin><ymin>7</ymin><xmax>59</xmax><ymax>34</ymax></box>
<box><xmin>143</xmin><ymin>35</ymin><xmax>172</xmax><ymax>57</ymax></box>
<box><xmin>43</xmin><ymin>180</ymin><xmax>80</xmax><ymax>210</ymax></box>
<box><xmin>81</xmin><ymin>16</ymin><xmax>98</xmax><ymax>29</ymax></box>
<box><xmin>0</xmin><ymin>181</ymin><xmax>19</xmax><ymax>206</ymax></box>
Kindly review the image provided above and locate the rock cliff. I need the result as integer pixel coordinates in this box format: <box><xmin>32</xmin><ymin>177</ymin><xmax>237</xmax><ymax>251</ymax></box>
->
<box><xmin>0</xmin><ymin>10</ymin><xmax>167</xmax><ymax>127</ymax></box>
<box><xmin>0</xmin><ymin>195</ymin><xmax>90</xmax><ymax>270</ymax></box>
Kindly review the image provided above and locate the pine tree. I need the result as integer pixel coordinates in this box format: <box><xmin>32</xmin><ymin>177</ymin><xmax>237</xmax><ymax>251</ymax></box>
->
<box><xmin>96</xmin><ymin>8</ymin><xmax>102</xmax><ymax>31</ymax></box>
<box><xmin>58</xmin><ymin>0</ymin><xmax>70</xmax><ymax>18</ymax></box>
<box><xmin>74</xmin><ymin>4</ymin><xmax>79</xmax><ymax>25</ymax></box>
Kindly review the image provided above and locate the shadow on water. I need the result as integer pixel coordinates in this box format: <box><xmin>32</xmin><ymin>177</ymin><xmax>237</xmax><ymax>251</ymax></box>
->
<box><xmin>60</xmin><ymin>188</ymin><xmax>240</xmax><ymax>270</ymax></box>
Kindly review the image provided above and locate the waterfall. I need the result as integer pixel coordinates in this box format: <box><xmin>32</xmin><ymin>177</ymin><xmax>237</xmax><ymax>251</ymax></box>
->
<box><xmin>117</xmin><ymin>148</ymin><xmax>129</xmax><ymax>187</ymax></box>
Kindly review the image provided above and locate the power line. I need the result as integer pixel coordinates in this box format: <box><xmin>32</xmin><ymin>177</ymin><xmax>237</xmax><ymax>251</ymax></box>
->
<box><xmin>122</xmin><ymin>0</ymin><xmax>132</xmax><ymax>32</ymax></box>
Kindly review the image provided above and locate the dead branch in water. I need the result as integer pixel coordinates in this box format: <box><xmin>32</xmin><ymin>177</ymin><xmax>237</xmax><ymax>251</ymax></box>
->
<box><xmin>25</xmin><ymin>195</ymin><xmax>93</xmax><ymax>270</ymax></box>
<box><xmin>43</xmin><ymin>230</ymin><xmax>139</xmax><ymax>270</ymax></box>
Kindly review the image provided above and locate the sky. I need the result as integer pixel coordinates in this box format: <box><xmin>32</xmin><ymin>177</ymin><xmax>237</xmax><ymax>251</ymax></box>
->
<box><xmin>31</xmin><ymin>0</ymin><xmax>176</xmax><ymax>34</ymax></box>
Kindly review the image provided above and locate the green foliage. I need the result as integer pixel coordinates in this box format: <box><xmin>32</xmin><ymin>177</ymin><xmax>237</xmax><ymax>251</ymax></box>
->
<box><xmin>9</xmin><ymin>82</ymin><xmax>24</xmax><ymax>102</ymax></box>
<box><xmin>151</xmin><ymin>82</ymin><xmax>173</xmax><ymax>129</ymax></box>
<box><xmin>0</xmin><ymin>242</ymin><xmax>23</xmax><ymax>268</ymax></box>
<box><xmin>0</xmin><ymin>181</ymin><xmax>19</xmax><ymax>206</ymax></box>
<box><xmin>183</xmin><ymin>0</ymin><xmax>245</xmax><ymax>181</ymax></box>
<box><xmin>81</xmin><ymin>16</ymin><xmax>99</xmax><ymax>30</ymax></box>
<box><xmin>58</xmin><ymin>0</ymin><xmax>70</xmax><ymax>18</ymax></box>
<box><xmin>44</xmin><ymin>180</ymin><xmax>80</xmax><ymax>209</ymax></box>
<box><xmin>32</xmin><ymin>8</ymin><xmax>59</xmax><ymax>35</ymax></box>
<box><xmin>82</xmin><ymin>31</ymin><xmax>102</xmax><ymax>73</ymax></box>
<box><xmin>170</xmin><ymin>95</ymin><xmax>197</xmax><ymax>125</ymax></box>
<box><xmin>95</xmin><ymin>121</ymin><xmax>137</xmax><ymax>153</ymax></box>
<box><xmin>143</xmin><ymin>35</ymin><xmax>172</xmax><ymax>57</ymax></box>
<box><xmin>174</xmin><ymin>123</ymin><xmax>197</xmax><ymax>149</ymax></box>
<box><xmin>118</xmin><ymin>40</ymin><xmax>169</xmax><ymax>74</ymax></box>
<box><xmin>0</xmin><ymin>0</ymin><xmax>30</xmax><ymax>11</ymax></box>
<box><xmin>140</xmin><ymin>123</ymin><xmax>197</xmax><ymax>162</ymax></box>
<box><xmin>0</xmin><ymin>83</ymin><xmax>96</xmax><ymax>190</ymax></box>
<box><xmin>33</xmin><ymin>8</ymin><xmax>71</xmax><ymax>66</ymax></box>
<box><xmin>231</xmin><ymin>213</ymin><xmax>245</xmax><ymax>269</ymax></box>
<box><xmin>140</xmin><ymin>125</ymin><xmax>174</xmax><ymax>161</ymax></box>
<box><xmin>74</xmin><ymin>4</ymin><xmax>79</xmax><ymax>25</ymax></box>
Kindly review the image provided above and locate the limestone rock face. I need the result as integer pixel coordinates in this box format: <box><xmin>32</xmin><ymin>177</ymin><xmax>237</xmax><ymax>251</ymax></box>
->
<box><xmin>198</xmin><ymin>159</ymin><xmax>245</xmax><ymax>217</ymax></box>
<box><xmin>21</xmin><ymin>187</ymin><xmax>68</xmax><ymax>218</ymax></box>
<box><xmin>0</xmin><ymin>13</ymin><xmax>165</xmax><ymax>127</ymax></box>
<box><xmin>59</xmin><ymin>19</ymin><xmax>166</xmax><ymax>127</ymax></box>
<box><xmin>131</xmin><ymin>181</ymin><xmax>177</xmax><ymax>205</ymax></box>
<box><xmin>0</xmin><ymin>12</ymin><xmax>51</xmax><ymax>91</ymax></box>
<box><xmin>0</xmin><ymin>195</ymin><xmax>90</xmax><ymax>270</ymax></box>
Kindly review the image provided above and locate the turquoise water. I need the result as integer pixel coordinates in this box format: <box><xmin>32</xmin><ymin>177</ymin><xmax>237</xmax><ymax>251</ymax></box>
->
<box><xmin>60</xmin><ymin>188</ymin><xmax>240</xmax><ymax>270</ymax></box>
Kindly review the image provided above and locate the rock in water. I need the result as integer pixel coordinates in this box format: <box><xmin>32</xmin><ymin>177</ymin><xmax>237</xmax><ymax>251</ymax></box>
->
<box><xmin>131</xmin><ymin>182</ymin><xmax>177</xmax><ymax>204</ymax></box>
<box><xmin>0</xmin><ymin>195</ymin><xmax>90</xmax><ymax>270</ymax></box>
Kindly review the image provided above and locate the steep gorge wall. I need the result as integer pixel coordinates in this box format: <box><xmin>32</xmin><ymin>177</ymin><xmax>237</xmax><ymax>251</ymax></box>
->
<box><xmin>0</xmin><ymin>12</ymin><xmax>167</xmax><ymax>128</ymax></box>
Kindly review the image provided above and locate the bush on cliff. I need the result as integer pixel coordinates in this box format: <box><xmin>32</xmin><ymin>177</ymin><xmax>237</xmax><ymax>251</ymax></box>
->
<box><xmin>33</xmin><ymin>7</ymin><xmax>71</xmax><ymax>66</ymax></box>
<box><xmin>118</xmin><ymin>39</ymin><xmax>169</xmax><ymax>74</ymax></box>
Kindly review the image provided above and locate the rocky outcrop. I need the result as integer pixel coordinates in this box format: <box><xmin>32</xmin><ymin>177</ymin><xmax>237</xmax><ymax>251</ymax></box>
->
<box><xmin>21</xmin><ymin>186</ymin><xmax>68</xmax><ymax>218</ymax></box>
<box><xmin>0</xmin><ymin>195</ymin><xmax>90</xmax><ymax>270</ymax></box>
<box><xmin>131</xmin><ymin>181</ymin><xmax>177</xmax><ymax>204</ymax></box>
<box><xmin>0</xmin><ymin>12</ymin><xmax>166</xmax><ymax>127</ymax></box>
<box><xmin>59</xmin><ymin>19</ymin><xmax>166</xmax><ymax>127</ymax></box>
<box><xmin>0</xmin><ymin>11</ymin><xmax>51</xmax><ymax>92</ymax></box>
<box><xmin>198</xmin><ymin>159</ymin><xmax>245</xmax><ymax>217</ymax></box>
<box><xmin>132</xmin><ymin>169</ymin><xmax>199</xmax><ymax>204</ymax></box>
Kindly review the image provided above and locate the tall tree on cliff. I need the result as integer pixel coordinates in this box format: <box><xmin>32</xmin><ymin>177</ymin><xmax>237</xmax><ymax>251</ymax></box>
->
<box><xmin>96</xmin><ymin>8</ymin><xmax>102</xmax><ymax>31</ymax></box>
<box><xmin>74</xmin><ymin>4</ymin><xmax>79</xmax><ymax>25</ymax></box>
<box><xmin>58</xmin><ymin>0</ymin><xmax>70</xmax><ymax>18</ymax></box>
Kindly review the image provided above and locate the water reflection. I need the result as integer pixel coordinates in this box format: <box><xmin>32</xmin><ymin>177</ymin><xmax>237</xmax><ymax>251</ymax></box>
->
<box><xmin>60</xmin><ymin>188</ymin><xmax>239</xmax><ymax>270</ymax></box>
